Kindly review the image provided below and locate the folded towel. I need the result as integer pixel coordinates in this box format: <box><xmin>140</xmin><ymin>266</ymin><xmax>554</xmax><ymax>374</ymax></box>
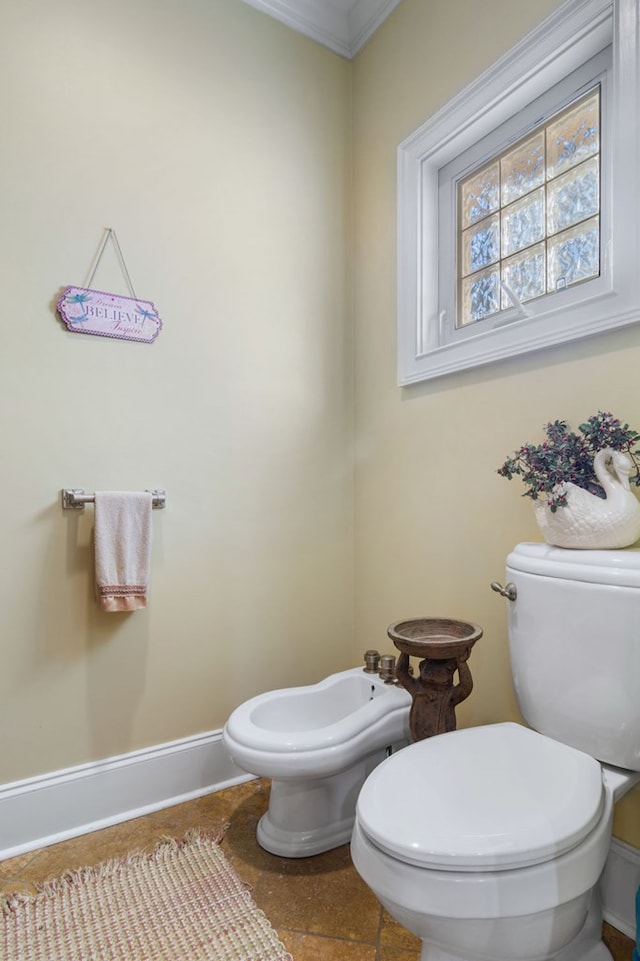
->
<box><xmin>94</xmin><ymin>491</ymin><xmax>153</xmax><ymax>612</ymax></box>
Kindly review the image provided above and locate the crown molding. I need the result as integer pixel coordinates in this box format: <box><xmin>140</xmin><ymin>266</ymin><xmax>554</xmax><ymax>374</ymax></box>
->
<box><xmin>347</xmin><ymin>0</ymin><xmax>404</xmax><ymax>55</ymax></box>
<box><xmin>238</xmin><ymin>0</ymin><xmax>402</xmax><ymax>58</ymax></box>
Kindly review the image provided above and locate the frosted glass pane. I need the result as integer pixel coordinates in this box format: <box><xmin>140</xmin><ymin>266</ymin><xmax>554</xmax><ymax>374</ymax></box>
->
<box><xmin>461</xmin><ymin>163</ymin><xmax>499</xmax><ymax>228</ymax></box>
<box><xmin>462</xmin><ymin>214</ymin><xmax>500</xmax><ymax>276</ymax></box>
<box><xmin>547</xmin><ymin>157</ymin><xmax>599</xmax><ymax>235</ymax></box>
<box><xmin>502</xmin><ymin>244</ymin><xmax>545</xmax><ymax>307</ymax></box>
<box><xmin>502</xmin><ymin>188</ymin><xmax>545</xmax><ymax>257</ymax></box>
<box><xmin>460</xmin><ymin>266</ymin><xmax>501</xmax><ymax>325</ymax></box>
<box><xmin>547</xmin><ymin>92</ymin><xmax>599</xmax><ymax>179</ymax></box>
<box><xmin>501</xmin><ymin>133</ymin><xmax>545</xmax><ymax>206</ymax></box>
<box><xmin>455</xmin><ymin>85</ymin><xmax>600</xmax><ymax>326</ymax></box>
<box><xmin>547</xmin><ymin>217</ymin><xmax>599</xmax><ymax>290</ymax></box>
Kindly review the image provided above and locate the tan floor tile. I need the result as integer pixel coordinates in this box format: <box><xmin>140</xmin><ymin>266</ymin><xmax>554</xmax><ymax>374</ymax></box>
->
<box><xmin>149</xmin><ymin>777</ymin><xmax>267</xmax><ymax>830</ymax></box>
<box><xmin>0</xmin><ymin>879</ymin><xmax>38</xmax><ymax>898</ymax></box>
<box><xmin>253</xmin><ymin>844</ymin><xmax>382</xmax><ymax>942</ymax></box>
<box><xmin>145</xmin><ymin>796</ymin><xmax>229</xmax><ymax>832</ymax></box>
<box><xmin>212</xmin><ymin>780</ymin><xmax>285</xmax><ymax>886</ymax></box>
<box><xmin>603</xmin><ymin>921</ymin><xmax>635</xmax><ymax>961</ymax></box>
<box><xmin>279</xmin><ymin>931</ymin><xmax>377</xmax><ymax>960</ymax></box>
<box><xmin>378</xmin><ymin>946</ymin><xmax>423</xmax><ymax>961</ymax></box>
<box><xmin>219</xmin><ymin>824</ymin><xmax>271</xmax><ymax>886</ymax></box>
<box><xmin>258</xmin><ymin>841</ymin><xmax>360</xmax><ymax>879</ymax></box>
<box><xmin>147</xmin><ymin>796</ymin><xmax>269</xmax><ymax>886</ymax></box>
<box><xmin>8</xmin><ymin>818</ymin><xmax>173</xmax><ymax>887</ymax></box>
<box><xmin>379</xmin><ymin>909</ymin><xmax>422</xmax><ymax>951</ymax></box>
<box><xmin>0</xmin><ymin>849</ymin><xmax>40</xmax><ymax>879</ymax></box>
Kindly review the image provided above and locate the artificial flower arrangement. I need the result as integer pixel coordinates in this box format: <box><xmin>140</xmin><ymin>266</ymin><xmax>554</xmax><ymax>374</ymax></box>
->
<box><xmin>497</xmin><ymin>411</ymin><xmax>640</xmax><ymax>512</ymax></box>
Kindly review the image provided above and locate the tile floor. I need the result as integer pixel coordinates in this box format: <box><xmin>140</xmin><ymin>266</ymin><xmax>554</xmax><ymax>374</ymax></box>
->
<box><xmin>0</xmin><ymin>778</ymin><xmax>635</xmax><ymax>961</ymax></box>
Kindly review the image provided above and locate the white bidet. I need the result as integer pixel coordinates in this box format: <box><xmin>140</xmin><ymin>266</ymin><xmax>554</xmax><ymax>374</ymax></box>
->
<box><xmin>223</xmin><ymin>667</ymin><xmax>410</xmax><ymax>857</ymax></box>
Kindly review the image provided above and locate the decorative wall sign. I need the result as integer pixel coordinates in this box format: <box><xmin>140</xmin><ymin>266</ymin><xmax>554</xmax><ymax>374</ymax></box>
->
<box><xmin>56</xmin><ymin>228</ymin><xmax>162</xmax><ymax>344</ymax></box>
<box><xmin>57</xmin><ymin>287</ymin><xmax>162</xmax><ymax>344</ymax></box>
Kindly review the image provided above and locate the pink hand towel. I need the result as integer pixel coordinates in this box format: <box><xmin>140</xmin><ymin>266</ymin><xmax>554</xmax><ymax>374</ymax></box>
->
<box><xmin>94</xmin><ymin>491</ymin><xmax>153</xmax><ymax>612</ymax></box>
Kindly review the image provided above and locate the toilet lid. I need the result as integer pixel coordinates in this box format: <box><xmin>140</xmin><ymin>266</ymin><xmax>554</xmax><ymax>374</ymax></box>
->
<box><xmin>356</xmin><ymin>722</ymin><xmax>604</xmax><ymax>871</ymax></box>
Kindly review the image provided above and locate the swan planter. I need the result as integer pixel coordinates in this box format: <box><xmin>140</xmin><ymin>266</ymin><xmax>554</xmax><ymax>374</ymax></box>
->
<box><xmin>498</xmin><ymin>414</ymin><xmax>640</xmax><ymax>550</ymax></box>
<box><xmin>533</xmin><ymin>448</ymin><xmax>640</xmax><ymax>549</ymax></box>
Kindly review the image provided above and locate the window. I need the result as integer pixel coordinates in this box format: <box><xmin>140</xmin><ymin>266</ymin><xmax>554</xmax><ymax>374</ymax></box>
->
<box><xmin>458</xmin><ymin>87</ymin><xmax>601</xmax><ymax>328</ymax></box>
<box><xmin>439</xmin><ymin>49</ymin><xmax>609</xmax><ymax>343</ymax></box>
<box><xmin>397</xmin><ymin>0</ymin><xmax>640</xmax><ymax>385</ymax></box>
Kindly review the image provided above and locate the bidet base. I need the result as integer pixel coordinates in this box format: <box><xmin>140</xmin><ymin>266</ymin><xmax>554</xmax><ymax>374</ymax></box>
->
<box><xmin>257</xmin><ymin>809</ymin><xmax>355</xmax><ymax>858</ymax></box>
<box><xmin>257</xmin><ymin>749</ymin><xmax>396</xmax><ymax>857</ymax></box>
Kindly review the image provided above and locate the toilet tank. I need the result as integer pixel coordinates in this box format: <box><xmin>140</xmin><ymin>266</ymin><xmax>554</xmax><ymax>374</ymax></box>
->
<box><xmin>505</xmin><ymin>542</ymin><xmax>640</xmax><ymax>772</ymax></box>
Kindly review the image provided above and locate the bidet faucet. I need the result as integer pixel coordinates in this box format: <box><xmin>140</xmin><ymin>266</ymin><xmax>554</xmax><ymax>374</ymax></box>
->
<box><xmin>378</xmin><ymin>654</ymin><xmax>397</xmax><ymax>683</ymax></box>
<box><xmin>363</xmin><ymin>649</ymin><xmax>381</xmax><ymax>673</ymax></box>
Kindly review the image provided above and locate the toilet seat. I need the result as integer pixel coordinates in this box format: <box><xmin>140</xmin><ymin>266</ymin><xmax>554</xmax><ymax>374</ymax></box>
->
<box><xmin>356</xmin><ymin>722</ymin><xmax>604</xmax><ymax>872</ymax></box>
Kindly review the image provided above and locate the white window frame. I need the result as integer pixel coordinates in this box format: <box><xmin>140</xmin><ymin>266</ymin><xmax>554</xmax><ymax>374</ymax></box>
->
<box><xmin>397</xmin><ymin>0</ymin><xmax>640</xmax><ymax>385</ymax></box>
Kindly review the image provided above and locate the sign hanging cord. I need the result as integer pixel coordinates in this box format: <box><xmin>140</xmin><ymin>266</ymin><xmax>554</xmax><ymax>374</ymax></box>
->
<box><xmin>84</xmin><ymin>227</ymin><xmax>137</xmax><ymax>299</ymax></box>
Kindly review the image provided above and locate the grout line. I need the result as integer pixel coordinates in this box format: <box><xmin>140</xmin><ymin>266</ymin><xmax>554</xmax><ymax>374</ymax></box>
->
<box><xmin>277</xmin><ymin>930</ymin><xmax>386</xmax><ymax>961</ymax></box>
<box><xmin>276</xmin><ymin>926</ymin><xmax>381</xmax><ymax>946</ymax></box>
<box><xmin>374</xmin><ymin>903</ymin><xmax>384</xmax><ymax>961</ymax></box>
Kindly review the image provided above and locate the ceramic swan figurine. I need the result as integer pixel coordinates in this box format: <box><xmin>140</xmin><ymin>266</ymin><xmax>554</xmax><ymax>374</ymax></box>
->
<box><xmin>533</xmin><ymin>447</ymin><xmax>640</xmax><ymax>549</ymax></box>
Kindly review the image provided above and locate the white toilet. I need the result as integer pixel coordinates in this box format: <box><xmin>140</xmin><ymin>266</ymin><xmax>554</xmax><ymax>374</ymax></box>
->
<box><xmin>351</xmin><ymin>543</ymin><xmax>640</xmax><ymax>961</ymax></box>
<box><xmin>222</xmin><ymin>666</ymin><xmax>410</xmax><ymax>857</ymax></box>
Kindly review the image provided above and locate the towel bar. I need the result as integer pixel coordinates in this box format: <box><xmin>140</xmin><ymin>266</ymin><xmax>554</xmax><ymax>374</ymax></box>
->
<box><xmin>62</xmin><ymin>489</ymin><xmax>166</xmax><ymax>510</ymax></box>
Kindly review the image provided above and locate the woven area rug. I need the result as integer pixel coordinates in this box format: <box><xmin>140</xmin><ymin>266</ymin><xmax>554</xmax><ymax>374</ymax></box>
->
<box><xmin>2</xmin><ymin>831</ymin><xmax>292</xmax><ymax>961</ymax></box>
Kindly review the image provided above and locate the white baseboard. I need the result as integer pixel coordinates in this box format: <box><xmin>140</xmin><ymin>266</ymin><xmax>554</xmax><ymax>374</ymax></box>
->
<box><xmin>0</xmin><ymin>730</ymin><xmax>253</xmax><ymax>861</ymax></box>
<box><xmin>1</xmin><ymin>737</ymin><xmax>638</xmax><ymax>945</ymax></box>
<box><xmin>602</xmin><ymin>837</ymin><xmax>640</xmax><ymax>940</ymax></box>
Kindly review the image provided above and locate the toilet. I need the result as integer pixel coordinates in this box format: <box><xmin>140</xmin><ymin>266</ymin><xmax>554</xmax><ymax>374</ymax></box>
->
<box><xmin>222</xmin><ymin>666</ymin><xmax>410</xmax><ymax>857</ymax></box>
<box><xmin>351</xmin><ymin>543</ymin><xmax>640</xmax><ymax>961</ymax></box>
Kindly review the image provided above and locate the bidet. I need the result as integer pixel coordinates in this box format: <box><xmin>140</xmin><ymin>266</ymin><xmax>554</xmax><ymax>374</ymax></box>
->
<box><xmin>223</xmin><ymin>665</ymin><xmax>410</xmax><ymax>856</ymax></box>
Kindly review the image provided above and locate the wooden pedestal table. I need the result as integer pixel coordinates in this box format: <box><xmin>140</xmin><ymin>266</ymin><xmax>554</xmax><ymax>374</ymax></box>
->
<box><xmin>387</xmin><ymin>618</ymin><xmax>483</xmax><ymax>742</ymax></box>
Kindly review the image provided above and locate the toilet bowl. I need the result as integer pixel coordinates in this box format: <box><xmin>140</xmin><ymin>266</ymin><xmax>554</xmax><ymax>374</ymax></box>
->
<box><xmin>222</xmin><ymin>666</ymin><xmax>410</xmax><ymax>857</ymax></box>
<box><xmin>352</xmin><ymin>722</ymin><xmax>638</xmax><ymax>961</ymax></box>
<box><xmin>351</xmin><ymin>544</ymin><xmax>640</xmax><ymax>961</ymax></box>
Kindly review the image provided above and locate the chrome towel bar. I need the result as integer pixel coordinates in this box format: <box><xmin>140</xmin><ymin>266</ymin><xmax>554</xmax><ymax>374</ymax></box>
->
<box><xmin>62</xmin><ymin>488</ymin><xmax>166</xmax><ymax>510</ymax></box>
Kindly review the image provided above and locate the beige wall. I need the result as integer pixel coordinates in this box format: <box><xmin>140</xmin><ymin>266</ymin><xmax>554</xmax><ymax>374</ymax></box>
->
<box><xmin>0</xmin><ymin>0</ymin><xmax>353</xmax><ymax>782</ymax></box>
<box><xmin>1</xmin><ymin>0</ymin><xmax>638</xmax><ymax>852</ymax></box>
<box><xmin>351</xmin><ymin>0</ymin><xmax>640</xmax><ymax>846</ymax></box>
